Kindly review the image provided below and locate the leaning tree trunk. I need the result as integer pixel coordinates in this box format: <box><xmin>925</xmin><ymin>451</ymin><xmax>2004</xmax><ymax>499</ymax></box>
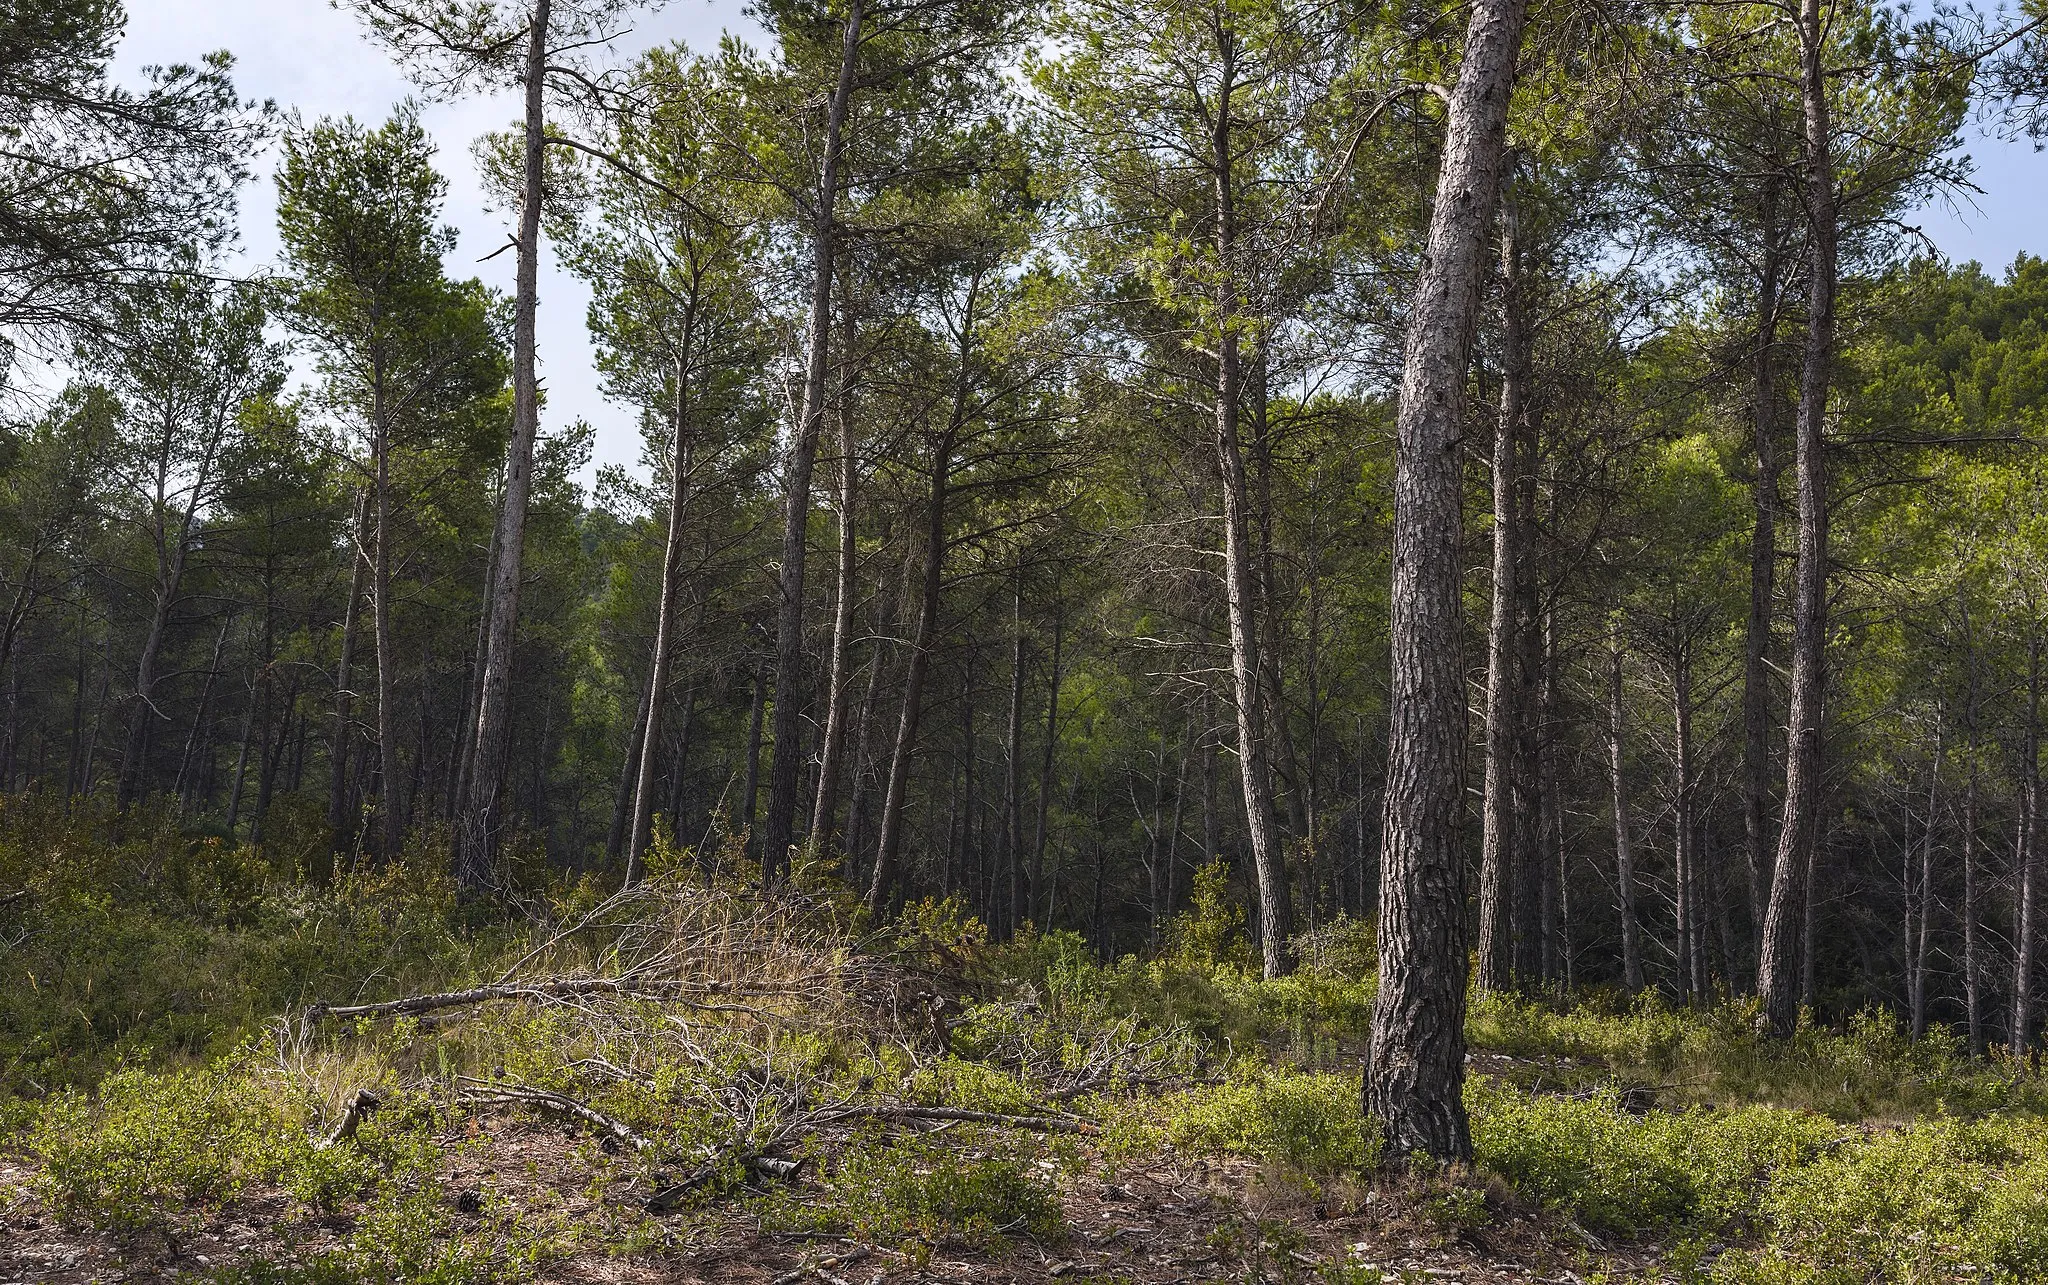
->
<box><xmin>1209</xmin><ymin>43</ymin><xmax>1293</xmax><ymax>978</ymax></box>
<box><xmin>456</xmin><ymin>0</ymin><xmax>552</xmax><ymax>892</ymax></box>
<box><xmin>1756</xmin><ymin>0</ymin><xmax>1836</xmax><ymax>1039</ymax></box>
<box><xmin>764</xmin><ymin>0</ymin><xmax>863</xmax><ymax>883</ymax></box>
<box><xmin>1363</xmin><ymin>0</ymin><xmax>1527</xmax><ymax>1163</ymax></box>
<box><xmin>626</xmin><ymin>340</ymin><xmax>697</xmax><ymax>880</ymax></box>
<box><xmin>1477</xmin><ymin>172</ymin><xmax>1529</xmax><ymax>996</ymax></box>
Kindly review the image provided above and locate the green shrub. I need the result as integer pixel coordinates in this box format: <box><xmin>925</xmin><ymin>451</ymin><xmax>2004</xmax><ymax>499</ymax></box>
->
<box><xmin>772</xmin><ymin>1130</ymin><xmax>1064</xmax><ymax>1247</ymax></box>
<box><xmin>30</xmin><ymin>1064</ymin><xmax>280</xmax><ymax>1231</ymax></box>
<box><xmin>1727</xmin><ymin>1114</ymin><xmax>2048</xmax><ymax>1283</ymax></box>
<box><xmin>1467</xmin><ymin>1079</ymin><xmax>1837</xmax><ymax>1236</ymax></box>
<box><xmin>1165</xmin><ymin>1067</ymin><xmax>1379</xmax><ymax>1174</ymax></box>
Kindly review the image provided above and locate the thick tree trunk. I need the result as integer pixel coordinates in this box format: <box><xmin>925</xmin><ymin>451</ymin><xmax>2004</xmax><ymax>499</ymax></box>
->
<box><xmin>1363</xmin><ymin>0</ymin><xmax>1526</xmax><ymax>1162</ymax></box>
<box><xmin>627</xmin><ymin>344</ymin><xmax>697</xmax><ymax>880</ymax></box>
<box><xmin>455</xmin><ymin>0</ymin><xmax>552</xmax><ymax>891</ymax></box>
<box><xmin>764</xmin><ymin>0</ymin><xmax>864</xmax><ymax>882</ymax></box>
<box><xmin>1477</xmin><ymin>175</ymin><xmax>1528</xmax><ymax>996</ymax></box>
<box><xmin>1756</xmin><ymin>0</ymin><xmax>1836</xmax><ymax>1039</ymax></box>
<box><xmin>1608</xmin><ymin>623</ymin><xmax>1645</xmax><ymax>993</ymax></box>
<box><xmin>606</xmin><ymin>685</ymin><xmax>650</xmax><ymax>861</ymax></box>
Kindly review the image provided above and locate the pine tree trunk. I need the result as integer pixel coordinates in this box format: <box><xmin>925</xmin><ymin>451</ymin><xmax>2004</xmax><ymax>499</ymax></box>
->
<box><xmin>2015</xmin><ymin>636</ymin><xmax>2041</xmax><ymax>1052</ymax></box>
<box><xmin>627</xmin><ymin>341</ymin><xmax>697</xmax><ymax>879</ymax></box>
<box><xmin>1364</xmin><ymin>0</ymin><xmax>1527</xmax><ymax>1162</ymax></box>
<box><xmin>764</xmin><ymin>0</ymin><xmax>864</xmax><ymax>882</ymax></box>
<box><xmin>1756</xmin><ymin>0</ymin><xmax>1837</xmax><ymax>1039</ymax></box>
<box><xmin>809</xmin><ymin>304</ymin><xmax>862</xmax><ymax>861</ymax></box>
<box><xmin>1004</xmin><ymin>573</ymin><xmax>1026</xmax><ymax>939</ymax></box>
<box><xmin>1742</xmin><ymin>212</ymin><xmax>1786</xmax><ymax>941</ymax></box>
<box><xmin>1033</xmin><ymin>597</ymin><xmax>1065</xmax><ymax>925</ymax></box>
<box><xmin>740</xmin><ymin>668</ymin><xmax>766</xmax><ymax>857</ymax></box>
<box><xmin>1477</xmin><ymin>176</ymin><xmax>1528</xmax><ymax>995</ymax></box>
<box><xmin>1673</xmin><ymin>649</ymin><xmax>1700</xmax><ymax>1001</ymax></box>
<box><xmin>1207</xmin><ymin>39</ymin><xmax>1292</xmax><ymax>977</ymax></box>
<box><xmin>865</xmin><ymin>271</ymin><xmax>977</xmax><ymax>913</ymax></box>
<box><xmin>373</xmin><ymin>405</ymin><xmax>401</xmax><ymax>859</ymax></box>
<box><xmin>455</xmin><ymin>0</ymin><xmax>552</xmax><ymax>889</ymax></box>
<box><xmin>1608</xmin><ymin>624</ymin><xmax>1645</xmax><ymax>993</ymax></box>
<box><xmin>1964</xmin><ymin>608</ymin><xmax>1984</xmax><ymax>1055</ymax></box>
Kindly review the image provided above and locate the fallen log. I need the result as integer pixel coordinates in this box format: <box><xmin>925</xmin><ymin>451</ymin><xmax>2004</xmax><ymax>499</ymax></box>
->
<box><xmin>809</xmin><ymin>1103</ymin><xmax>1099</xmax><ymax>1135</ymax></box>
<box><xmin>457</xmin><ymin>1081</ymin><xmax>654</xmax><ymax>1153</ymax></box>
<box><xmin>301</xmin><ymin>976</ymin><xmax>800</xmax><ymax>1036</ymax></box>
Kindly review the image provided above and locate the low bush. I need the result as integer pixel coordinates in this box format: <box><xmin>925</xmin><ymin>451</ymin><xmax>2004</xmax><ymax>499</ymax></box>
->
<box><xmin>1728</xmin><ymin>1114</ymin><xmax>2048</xmax><ymax>1282</ymax></box>
<box><xmin>765</xmin><ymin>1128</ymin><xmax>1064</xmax><ymax>1249</ymax></box>
<box><xmin>30</xmin><ymin>1063</ymin><xmax>284</xmax><ymax>1231</ymax></box>
<box><xmin>1164</xmin><ymin>1066</ymin><xmax>1380</xmax><ymax>1175</ymax></box>
<box><xmin>1467</xmin><ymin>1078</ymin><xmax>1837</xmax><ymax>1236</ymax></box>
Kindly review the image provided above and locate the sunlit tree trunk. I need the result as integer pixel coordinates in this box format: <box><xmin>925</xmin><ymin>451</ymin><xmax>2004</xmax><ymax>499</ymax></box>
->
<box><xmin>1364</xmin><ymin>0</ymin><xmax>1527</xmax><ymax>1162</ymax></box>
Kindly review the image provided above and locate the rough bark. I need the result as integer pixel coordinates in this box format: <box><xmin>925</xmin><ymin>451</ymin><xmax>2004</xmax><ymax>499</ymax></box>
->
<box><xmin>1363</xmin><ymin>0</ymin><xmax>1526</xmax><ymax>1162</ymax></box>
<box><xmin>455</xmin><ymin>0</ymin><xmax>553</xmax><ymax>892</ymax></box>
<box><xmin>763</xmin><ymin>0</ymin><xmax>863</xmax><ymax>883</ymax></box>
<box><xmin>1756</xmin><ymin>0</ymin><xmax>1836</xmax><ymax>1039</ymax></box>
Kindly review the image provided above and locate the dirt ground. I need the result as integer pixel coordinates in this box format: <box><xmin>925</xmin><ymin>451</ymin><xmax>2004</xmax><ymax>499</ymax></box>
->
<box><xmin>0</xmin><ymin>1104</ymin><xmax>1680</xmax><ymax>1285</ymax></box>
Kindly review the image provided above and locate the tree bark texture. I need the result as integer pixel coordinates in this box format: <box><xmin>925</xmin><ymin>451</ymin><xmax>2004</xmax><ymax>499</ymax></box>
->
<box><xmin>1363</xmin><ymin>0</ymin><xmax>1526</xmax><ymax>1163</ymax></box>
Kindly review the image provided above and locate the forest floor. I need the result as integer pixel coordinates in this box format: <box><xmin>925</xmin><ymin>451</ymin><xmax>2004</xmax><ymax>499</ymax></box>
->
<box><xmin>1</xmin><ymin>1099</ymin><xmax>1671</xmax><ymax>1284</ymax></box>
<box><xmin>10</xmin><ymin>847</ymin><xmax>2048</xmax><ymax>1285</ymax></box>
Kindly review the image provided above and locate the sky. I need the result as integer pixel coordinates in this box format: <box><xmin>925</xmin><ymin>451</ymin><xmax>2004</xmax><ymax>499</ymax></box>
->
<box><xmin>116</xmin><ymin>0</ymin><xmax>764</xmax><ymax>480</ymax></box>
<box><xmin>117</xmin><ymin>0</ymin><xmax>2048</xmax><ymax>482</ymax></box>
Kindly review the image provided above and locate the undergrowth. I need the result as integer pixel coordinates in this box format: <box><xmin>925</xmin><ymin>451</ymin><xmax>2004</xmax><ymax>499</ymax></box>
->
<box><xmin>15</xmin><ymin>817</ymin><xmax>2048</xmax><ymax>1282</ymax></box>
